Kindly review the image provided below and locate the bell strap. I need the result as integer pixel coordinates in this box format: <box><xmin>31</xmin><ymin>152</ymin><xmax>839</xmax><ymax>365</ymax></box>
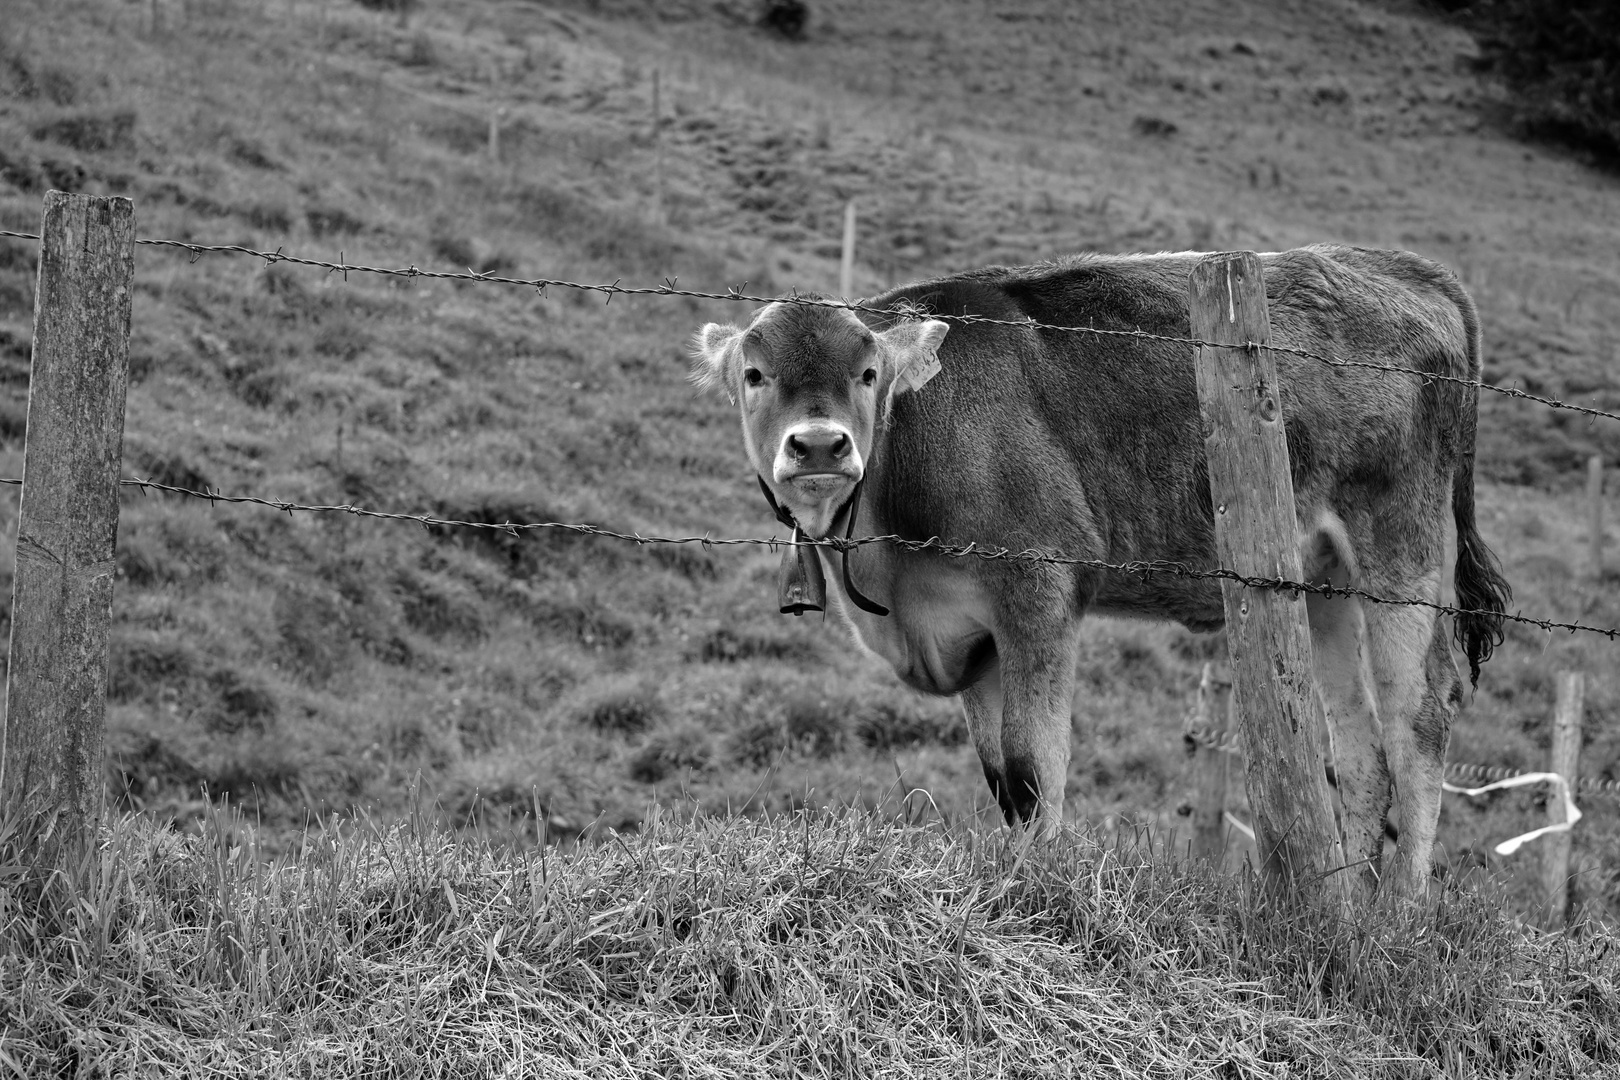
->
<box><xmin>756</xmin><ymin>476</ymin><xmax>889</xmax><ymax>617</ymax></box>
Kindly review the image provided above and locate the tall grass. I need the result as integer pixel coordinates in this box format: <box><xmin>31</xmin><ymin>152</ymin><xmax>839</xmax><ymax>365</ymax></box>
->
<box><xmin>2</xmin><ymin>802</ymin><xmax>1616</xmax><ymax>1077</ymax></box>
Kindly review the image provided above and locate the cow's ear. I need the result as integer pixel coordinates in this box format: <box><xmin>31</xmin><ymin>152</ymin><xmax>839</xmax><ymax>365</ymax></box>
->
<box><xmin>880</xmin><ymin>318</ymin><xmax>949</xmax><ymax>400</ymax></box>
<box><xmin>690</xmin><ymin>322</ymin><xmax>743</xmax><ymax>404</ymax></box>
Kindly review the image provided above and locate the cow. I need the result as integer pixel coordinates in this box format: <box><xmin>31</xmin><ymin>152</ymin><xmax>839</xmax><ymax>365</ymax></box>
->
<box><xmin>690</xmin><ymin>245</ymin><xmax>1510</xmax><ymax>899</ymax></box>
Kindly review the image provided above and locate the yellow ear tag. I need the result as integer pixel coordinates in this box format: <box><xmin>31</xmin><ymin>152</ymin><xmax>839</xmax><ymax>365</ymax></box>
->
<box><xmin>894</xmin><ymin>352</ymin><xmax>942</xmax><ymax>396</ymax></box>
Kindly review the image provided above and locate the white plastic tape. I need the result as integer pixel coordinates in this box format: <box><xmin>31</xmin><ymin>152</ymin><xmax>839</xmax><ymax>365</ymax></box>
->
<box><xmin>1222</xmin><ymin>810</ymin><xmax>1255</xmax><ymax>842</ymax></box>
<box><xmin>1441</xmin><ymin>771</ymin><xmax>1582</xmax><ymax>856</ymax></box>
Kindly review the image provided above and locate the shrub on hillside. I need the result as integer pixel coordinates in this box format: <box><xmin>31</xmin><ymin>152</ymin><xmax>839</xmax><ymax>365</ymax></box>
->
<box><xmin>30</xmin><ymin>109</ymin><xmax>137</xmax><ymax>153</ymax></box>
<box><xmin>697</xmin><ymin>626</ymin><xmax>797</xmax><ymax>663</ymax></box>
<box><xmin>395</xmin><ymin>569</ymin><xmax>486</xmax><ymax>641</ymax></box>
<box><xmin>107</xmin><ymin>634</ymin><xmax>199</xmax><ymax>703</ymax></box>
<box><xmin>783</xmin><ymin>693</ymin><xmax>846</xmax><ymax>758</ymax></box>
<box><xmin>274</xmin><ymin>586</ymin><xmax>354</xmax><ymax>684</ymax></box>
<box><xmin>577</xmin><ymin>679</ymin><xmax>665</xmax><ymax>734</ymax></box>
<box><xmin>1</xmin><ymin>52</ymin><xmax>79</xmax><ymax>105</ymax></box>
<box><xmin>106</xmin><ymin>726</ymin><xmax>204</xmax><ymax>805</ymax></box>
<box><xmin>760</xmin><ymin>0</ymin><xmax>808</xmax><ymax>39</ymax></box>
<box><xmin>727</xmin><ymin>693</ymin><xmax>853</xmax><ymax>766</ymax></box>
<box><xmin>1454</xmin><ymin>0</ymin><xmax>1620</xmax><ymax>163</ymax></box>
<box><xmin>727</xmin><ymin>715</ymin><xmax>789</xmax><ymax>767</ymax></box>
<box><xmin>204</xmin><ymin>670</ymin><xmax>279</xmax><ymax>735</ymax></box>
<box><xmin>628</xmin><ymin>723</ymin><xmax>714</xmax><ymax>783</ymax></box>
<box><xmin>853</xmin><ymin>699</ymin><xmax>965</xmax><ymax>751</ymax></box>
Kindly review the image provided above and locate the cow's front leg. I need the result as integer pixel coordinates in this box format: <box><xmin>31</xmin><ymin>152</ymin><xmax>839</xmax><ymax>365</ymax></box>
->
<box><xmin>997</xmin><ymin>616</ymin><xmax>1082</xmax><ymax>835</ymax></box>
<box><xmin>960</xmin><ymin>661</ymin><xmax>1018</xmax><ymax>823</ymax></box>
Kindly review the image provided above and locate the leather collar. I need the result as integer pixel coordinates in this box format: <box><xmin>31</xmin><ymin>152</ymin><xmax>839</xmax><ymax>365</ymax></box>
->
<box><xmin>756</xmin><ymin>476</ymin><xmax>889</xmax><ymax>617</ymax></box>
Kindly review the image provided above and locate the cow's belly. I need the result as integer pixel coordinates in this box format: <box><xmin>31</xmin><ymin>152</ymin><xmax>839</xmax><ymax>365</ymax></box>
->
<box><xmin>833</xmin><ymin>559</ymin><xmax>997</xmax><ymax>697</ymax></box>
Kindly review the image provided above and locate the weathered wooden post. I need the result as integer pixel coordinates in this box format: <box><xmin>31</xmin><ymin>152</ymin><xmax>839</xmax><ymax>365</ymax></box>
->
<box><xmin>1184</xmin><ymin>660</ymin><xmax>1233</xmax><ymax>863</ymax></box>
<box><xmin>838</xmin><ymin>199</ymin><xmax>856</xmax><ymax>298</ymax></box>
<box><xmin>0</xmin><ymin>192</ymin><xmax>134</xmax><ymax>853</ymax></box>
<box><xmin>1190</xmin><ymin>251</ymin><xmax>1349</xmax><ymax>908</ymax></box>
<box><xmin>1588</xmin><ymin>455</ymin><xmax>1603</xmax><ymax>581</ymax></box>
<box><xmin>652</xmin><ymin>69</ymin><xmax>666</xmax><ymax>224</ymax></box>
<box><xmin>1543</xmin><ymin>671</ymin><xmax>1584</xmax><ymax>929</ymax></box>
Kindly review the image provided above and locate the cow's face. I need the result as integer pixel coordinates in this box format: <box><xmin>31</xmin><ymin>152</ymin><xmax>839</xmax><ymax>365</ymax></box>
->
<box><xmin>692</xmin><ymin>303</ymin><xmax>949</xmax><ymax>537</ymax></box>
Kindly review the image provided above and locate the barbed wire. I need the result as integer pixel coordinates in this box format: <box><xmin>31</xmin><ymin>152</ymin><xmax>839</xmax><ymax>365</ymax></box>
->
<box><xmin>2</xmin><ymin>228</ymin><xmax>1617</xmax><ymax>427</ymax></box>
<box><xmin>1183</xmin><ymin>723</ymin><xmax>1244</xmax><ymax>756</ymax></box>
<box><xmin>1445</xmin><ymin>760</ymin><xmax>1620</xmax><ymax>800</ymax></box>
<box><xmin>3</xmin><ymin>475</ymin><xmax>1609</xmax><ymax>640</ymax></box>
<box><xmin>1183</xmin><ymin>725</ymin><xmax>1620</xmax><ymax>802</ymax></box>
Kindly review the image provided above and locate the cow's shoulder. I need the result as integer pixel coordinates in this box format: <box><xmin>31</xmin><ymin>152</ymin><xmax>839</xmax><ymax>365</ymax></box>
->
<box><xmin>868</xmin><ymin>255</ymin><xmax>1199</xmax><ymax>336</ymax></box>
<box><xmin>864</xmin><ymin>270</ymin><xmax>1028</xmax><ymax>326</ymax></box>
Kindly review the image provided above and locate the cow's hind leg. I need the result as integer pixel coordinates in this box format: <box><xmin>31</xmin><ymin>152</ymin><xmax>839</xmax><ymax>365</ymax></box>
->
<box><xmin>1306</xmin><ymin>589</ymin><xmax>1387</xmax><ymax>900</ymax></box>
<box><xmin>1365</xmin><ymin>597</ymin><xmax>1459</xmax><ymax>899</ymax></box>
<box><xmin>1303</xmin><ymin>526</ymin><xmax>1388</xmax><ymax>900</ymax></box>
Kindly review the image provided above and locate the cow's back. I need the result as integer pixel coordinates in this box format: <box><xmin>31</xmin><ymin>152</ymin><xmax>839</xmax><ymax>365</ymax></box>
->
<box><xmin>860</xmin><ymin>246</ymin><xmax>1477</xmax><ymax>617</ymax></box>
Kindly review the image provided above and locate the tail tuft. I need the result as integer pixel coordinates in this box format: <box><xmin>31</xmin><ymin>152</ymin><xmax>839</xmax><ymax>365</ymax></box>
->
<box><xmin>1452</xmin><ymin>461</ymin><xmax>1510</xmax><ymax>686</ymax></box>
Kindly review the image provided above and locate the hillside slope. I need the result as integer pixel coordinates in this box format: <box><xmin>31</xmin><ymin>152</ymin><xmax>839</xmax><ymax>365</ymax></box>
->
<box><xmin>0</xmin><ymin>0</ymin><xmax>1616</xmax><ymax>920</ymax></box>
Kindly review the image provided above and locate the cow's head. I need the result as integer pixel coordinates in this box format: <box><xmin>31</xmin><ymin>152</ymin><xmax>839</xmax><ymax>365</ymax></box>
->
<box><xmin>691</xmin><ymin>302</ymin><xmax>949</xmax><ymax>537</ymax></box>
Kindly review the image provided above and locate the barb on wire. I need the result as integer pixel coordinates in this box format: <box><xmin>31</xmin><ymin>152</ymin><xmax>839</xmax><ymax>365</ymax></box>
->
<box><xmin>3</xmin><ymin>228</ymin><xmax>1615</xmax><ymax>426</ymax></box>
<box><xmin>1183</xmin><ymin>722</ymin><xmax>1243</xmax><ymax>756</ymax></box>
<box><xmin>1</xmin><ymin>475</ymin><xmax>1610</xmax><ymax>640</ymax></box>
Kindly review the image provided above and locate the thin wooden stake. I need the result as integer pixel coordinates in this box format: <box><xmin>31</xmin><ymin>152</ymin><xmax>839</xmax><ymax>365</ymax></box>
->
<box><xmin>1186</xmin><ymin>661</ymin><xmax>1233</xmax><ymax>863</ymax></box>
<box><xmin>0</xmin><ymin>192</ymin><xmax>135</xmax><ymax>850</ymax></box>
<box><xmin>1190</xmin><ymin>251</ymin><xmax>1348</xmax><ymax>909</ymax></box>
<box><xmin>1544</xmin><ymin>671</ymin><xmax>1583</xmax><ymax>929</ymax></box>
<box><xmin>652</xmin><ymin>69</ymin><xmax>665</xmax><ymax>223</ymax></box>
<box><xmin>839</xmin><ymin>199</ymin><xmax>856</xmax><ymax>298</ymax></box>
<box><xmin>1588</xmin><ymin>455</ymin><xmax>1603</xmax><ymax>581</ymax></box>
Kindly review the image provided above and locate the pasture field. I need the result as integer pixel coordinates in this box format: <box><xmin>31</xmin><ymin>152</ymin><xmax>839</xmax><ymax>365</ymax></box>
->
<box><xmin>2</xmin><ymin>803</ymin><xmax>1618</xmax><ymax>1077</ymax></box>
<box><xmin>0</xmin><ymin>0</ymin><xmax>1618</xmax><ymax>1070</ymax></box>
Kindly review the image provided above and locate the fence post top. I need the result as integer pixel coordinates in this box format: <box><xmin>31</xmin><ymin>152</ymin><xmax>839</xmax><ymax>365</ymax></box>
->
<box><xmin>1193</xmin><ymin>249</ymin><xmax>1260</xmax><ymax>264</ymax></box>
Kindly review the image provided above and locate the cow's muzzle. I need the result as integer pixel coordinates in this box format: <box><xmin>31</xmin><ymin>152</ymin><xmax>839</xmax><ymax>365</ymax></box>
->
<box><xmin>775</xmin><ymin>422</ymin><xmax>862</xmax><ymax>496</ymax></box>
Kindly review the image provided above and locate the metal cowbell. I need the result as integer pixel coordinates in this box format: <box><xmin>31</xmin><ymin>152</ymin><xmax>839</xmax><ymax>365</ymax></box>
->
<box><xmin>776</xmin><ymin>528</ymin><xmax>826</xmax><ymax>615</ymax></box>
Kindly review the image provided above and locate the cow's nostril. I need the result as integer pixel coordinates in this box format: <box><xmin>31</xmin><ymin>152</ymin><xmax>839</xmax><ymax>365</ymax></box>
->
<box><xmin>786</xmin><ymin>428</ymin><xmax>852</xmax><ymax>467</ymax></box>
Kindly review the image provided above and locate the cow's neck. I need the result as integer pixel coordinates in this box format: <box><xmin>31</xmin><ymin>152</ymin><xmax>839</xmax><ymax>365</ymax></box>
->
<box><xmin>756</xmin><ymin>476</ymin><xmax>889</xmax><ymax>617</ymax></box>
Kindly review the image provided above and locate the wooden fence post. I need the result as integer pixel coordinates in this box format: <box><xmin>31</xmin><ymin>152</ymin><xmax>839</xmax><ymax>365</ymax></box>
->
<box><xmin>1190</xmin><ymin>251</ymin><xmax>1349</xmax><ymax>908</ymax></box>
<box><xmin>0</xmin><ymin>192</ymin><xmax>134</xmax><ymax>852</ymax></box>
<box><xmin>1184</xmin><ymin>661</ymin><xmax>1233</xmax><ymax>863</ymax></box>
<box><xmin>1589</xmin><ymin>455</ymin><xmax>1603</xmax><ymax>581</ymax></box>
<box><xmin>651</xmin><ymin>69</ymin><xmax>665</xmax><ymax>224</ymax></box>
<box><xmin>1544</xmin><ymin>671</ymin><xmax>1583</xmax><ymax>929</ymax></box>
<box><xmin>838</xmin><ymin>199</ymin><xmax>856</xmax><ymax>298</ymax></box>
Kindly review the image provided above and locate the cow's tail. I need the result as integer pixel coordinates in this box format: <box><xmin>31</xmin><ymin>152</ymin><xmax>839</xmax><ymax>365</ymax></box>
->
<box><xmin>1450</xmin><ymin>291</ymin><xmax>1510</xmax><ymax>687</ymax></box>
<box><xmin>1453</xmin><ymin>457</ymin><xmax>1509</xmax><ymax>686</ymax></box>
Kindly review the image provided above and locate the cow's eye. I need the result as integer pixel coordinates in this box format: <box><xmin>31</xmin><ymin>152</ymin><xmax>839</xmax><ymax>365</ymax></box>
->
<box><xmin>861</xmin><ymin>368</ymin><xmax>877</xmax><ymax>386</ymax></box>
<box><xmin>743</xmin><ymin>368</ymin><xmax>763</xmax><ymax>387</ymax></box>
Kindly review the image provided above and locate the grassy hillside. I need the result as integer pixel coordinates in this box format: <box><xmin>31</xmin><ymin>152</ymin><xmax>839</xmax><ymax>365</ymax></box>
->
<box><xmin>0</xmin><ymin>0</ymin><xmax>1616</xmax><ymax>928</ymax></box>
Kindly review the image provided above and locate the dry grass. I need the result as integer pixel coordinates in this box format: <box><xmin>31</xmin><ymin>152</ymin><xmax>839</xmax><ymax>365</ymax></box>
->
<box><xmin>1</xmin><ymin>805</ymin><xmax>1616</xmax><ymax>1078</ymax></box>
